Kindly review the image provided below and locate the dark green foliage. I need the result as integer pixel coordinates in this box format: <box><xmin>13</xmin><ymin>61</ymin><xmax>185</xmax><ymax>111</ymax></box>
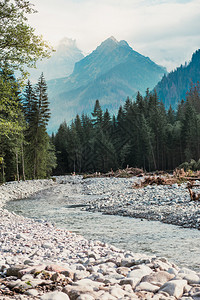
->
<box><xmin>179</xmin><ymin>159</ymin><xmax>200</xmax><ymax>171</ymax></box>
<box><xmin>54</xmin><ymin>82</ymin><xmax>200</xmax><ymax>174</ymax></box>
<box><xmin>0</xmin><ymin>0</ymin><xmax>56</xmax><ymax>183</ymax></box>
<box><xmin>53</xmin><ymin>121</ymin><xmax>70</xmax><ymax>175</ymax></box>
<box><xmin>0</xmin><ymin>0</ymin><xmax>52</xmax><ymax>78</ymax></box>
<box><xmin>0</xmin><ymin>67</ymin><xmax>25</xmax><ymax>182</ymax></box>
<box><xmin>0</xmin><ymin>71</ymin><xmax>57</xmax><ymax>182</ymax></box>
<box><xmin>155</xmin><ymin>50</ymin><xmax>200</xmax><ymax>109</ymax></box>
<box><xmin>23</xmin><ymin>74</ymin><xmax>56</xmax><ymax>179</ymax></box>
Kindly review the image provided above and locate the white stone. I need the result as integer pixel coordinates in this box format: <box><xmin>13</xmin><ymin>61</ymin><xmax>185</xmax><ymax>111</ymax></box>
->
<box><xmin>76</xmin><ymin>295</ymin><xmax>95</xmax><ymax>300</ymax></box>
<box><xmin>135</xmin><ymin>282</ymin><xmax>160</xmax><ymax>293</ymax></box>
<box><xmin>25</xmin><ymin>289</ymin><xmax>39</xmax><ymax>297</ymax></box>
<box><xmin>73</xmin><ymin>278</ymin><xmax>103</xmax><ymax>288</ymax></box>
<box><xmin>110</xmin><ymin>286</ymin><xmax>126</xmax><ymax>298</ymax></box>
<box><xmin>179</xmin><ymin>267</ymin><xmax>197</xmax><ymax>275</ymax></box>
<box><xmin>40</xmin><ymin>291</ymin><xmax>70</xmax><ymax>300</ymax></box>
<box><xmin>181</xmin><ymin>273</ymin><xmax>200</xmax><ymax>284</ymax></box>
<box><xmin>127</xmin><ymin>265</ymin><xmax>152</xmax><ymax>280</ymax></box>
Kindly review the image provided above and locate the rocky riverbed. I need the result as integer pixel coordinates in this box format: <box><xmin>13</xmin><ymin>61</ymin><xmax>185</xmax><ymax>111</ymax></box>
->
<box><xmin>0</xmin><ymin>176</ymin><xmax>200</xmax><ymax>299</ymax></box>
<box><xmin>82</xmin><ymin>177</ymin><xmax>200</xmax><ymax>230</ymax></box>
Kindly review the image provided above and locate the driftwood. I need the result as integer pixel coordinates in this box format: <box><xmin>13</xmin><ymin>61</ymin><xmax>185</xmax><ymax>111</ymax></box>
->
<box><xmin>174</xmin><ymin>168</ymin><xmax>200</xmax><ymax>180</ymax></box>
<box><xmin>187</xmin><ymin>182</ymin><xmax>200</xmax><ymax>188</ymax></box>
<box><xmin>133</xmin><ymin>175</ymin><xmax>178</xmax><ymax>188</ymax></box>
<box><xmin>184</xmin><ymin>177</ymin><xmax>200</xmax><ymax>181</ymax></box>
<box><xmin>83</xmin><ymin>167</ymin><xmax>144</xmax><ymax>179</ymax></box>
<box><xmin>187</xmin><ymin>182</ymin><xmax>200</xmax><ymax>201</ymax></box>
<box><xmin>188</xmin><ymin>188</ymin><xmax>200</xmax><ymax>201</ymax></box>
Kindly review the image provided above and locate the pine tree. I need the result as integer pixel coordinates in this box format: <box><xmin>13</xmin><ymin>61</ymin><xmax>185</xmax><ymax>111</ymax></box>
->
<box><xmin>54</xmin><ymin>121</ymin><xmax>70</xmax><ymax>174</ymax></box>
<box><xmin>81</xmin><ymin>114</ymin><xmax>94</xmax><ymax>172</ymax></box>
<box><xmin>92</xmin><ymin>100</ymin><xmax>103</xmax><ymax>127</ymax></box>
<box><xmin>35</xmin><ymin>73</ymin><xmax>51</xmax><ymax>127</ymax></box>
<box><xmin>23</xmin><ymin>74</ymin><xmax>55</xmax><ymax>178</ymax></box>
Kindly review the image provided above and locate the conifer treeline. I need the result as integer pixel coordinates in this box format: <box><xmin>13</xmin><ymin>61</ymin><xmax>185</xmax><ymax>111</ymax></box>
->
<box><xmin>53</xmin><ymin>82</ymin><xmax>200</xmax><ymax>174</ymax></box>
<box><xmin>0</xmin><ymin>69</ymin><xmax>56</xmax><ymax>183</ymax></box>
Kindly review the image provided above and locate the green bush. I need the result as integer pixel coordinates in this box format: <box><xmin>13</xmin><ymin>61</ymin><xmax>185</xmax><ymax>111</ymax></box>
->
<box><xmin>179</xmin><ymin>159</ymin><xmax>200</xmax><ymax>171</ymax></box>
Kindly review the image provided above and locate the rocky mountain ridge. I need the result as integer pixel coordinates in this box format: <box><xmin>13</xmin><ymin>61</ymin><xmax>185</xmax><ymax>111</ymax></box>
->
<box><xmin>47</xmin><ymin>37</ymin><xmax>166</xmax><ymax>132</ymax></box>
<box><xmin>155</xmin><ymin>49</ymin><xmax>200</xmax><ymax>109</ymax></box>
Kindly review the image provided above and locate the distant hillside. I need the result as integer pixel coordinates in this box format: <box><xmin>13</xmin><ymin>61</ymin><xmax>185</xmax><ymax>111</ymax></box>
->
<box><xmin>47</xmin><ymin>37</ymin><xmax>166</xmax><ymax>132</ymax></box>
<box><xmin>155</xmin><ymin>49</ymin><xmax>200</xmax><ymax>109</ymax></box>
<box><xmin>28</xmin><ymin>38</ymin><xmax>84</xmax><ymax>82</ymax></box>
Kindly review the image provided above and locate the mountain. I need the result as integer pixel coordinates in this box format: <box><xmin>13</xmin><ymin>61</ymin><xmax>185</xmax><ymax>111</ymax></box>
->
<box><xmin>47</xmin><ymin>37</ymin><xmax>166</xmax><ymax>132</ymax></box>
<box><xmin>155</xmin><ymin>49</ymin><xmax>200</xmax><ymax>109</ymax></box>
<box><xmin>28</xmin><ymin>38</ymin><xmax>84</xmax><ymax>82</ymax></box>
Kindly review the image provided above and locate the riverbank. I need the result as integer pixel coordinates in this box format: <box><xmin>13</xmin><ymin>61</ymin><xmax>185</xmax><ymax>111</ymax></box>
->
<box><xmin>82</xmin><ymin>177</ymin><xmax>200</xmax><ymax>230</ymax></box>
<box><xmin>0</xmin><ymin>179</ymin><xmax>56</xmax><ymax>208</ymax></box>
<box><xmin>0</xmin><ymin>176</ymin><xmax>200</xmax><ymax>299</ymax></box>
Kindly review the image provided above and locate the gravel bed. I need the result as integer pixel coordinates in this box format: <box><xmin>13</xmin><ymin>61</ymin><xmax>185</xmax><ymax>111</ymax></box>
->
<box><xmin>82</xmin><ymin>177</ymin><xmax>200</xmax><ymax>229</ymax></box>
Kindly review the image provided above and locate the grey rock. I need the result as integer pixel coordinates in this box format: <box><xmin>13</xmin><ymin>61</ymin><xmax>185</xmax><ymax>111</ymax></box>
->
<box><xmin>6</xmin><ymin>265</ymin><xmax>26</xmax><ymax>278</ymax></box>
<box><xmin>141</xmin><ymin>270</ymin><xmax>174</xmax><ymax>285</ymax></box>
<box><xmin>63</xmin><ymin>285</ymin><xmax>95</xmax><ymax>299</ymax></box>
<box><xmin>120</xmin><ymin>277</ymin><xmax>140</xmax><ymax>288</ymax></box>
<box><xmin>158</xmin><ymin>279</ymin><xmax>187</xmax><ymax>298</ymax></box>
<box><xmin>51</xmin><ymin>272</ymin><xmax>66</xmax><ymax>281</ymax></box>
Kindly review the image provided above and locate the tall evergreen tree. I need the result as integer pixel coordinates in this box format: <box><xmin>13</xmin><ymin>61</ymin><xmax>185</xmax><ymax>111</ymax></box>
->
<box><xmin>23</xmin><ymin>74</ymin><xmax>56</xmax><ymax>178</ymax></box>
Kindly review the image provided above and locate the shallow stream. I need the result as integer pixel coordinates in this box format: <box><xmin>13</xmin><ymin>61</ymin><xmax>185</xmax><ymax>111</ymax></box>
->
<box><xmin>4</xmin><ymin>186</ymin><xmax>200</xmax><ymax>272</ymax></box>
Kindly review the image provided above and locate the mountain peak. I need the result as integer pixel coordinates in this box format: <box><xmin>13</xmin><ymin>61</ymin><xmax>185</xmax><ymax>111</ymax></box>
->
<box><xmin>96</xmin><ymin>36</ymin><xmax>129</xmax><ymax>54</ymax></box>
<box><xmin>107</xmin><ymin>36</ymin><xmax>118</xmax><ymax>43</ymax></box>
<box><xmin>99</xmin><ymin>36</ymin><xmax>118</xmax><ymax>48</ymax></box>
<box><xmin>28</xmin><ymin>37</ymin><xmax>84</xmax><ymax>82</ymax></box>
<box><xmin>56</xmin><ymin>37</ymin><xmax>81</xmax><ymax>53</ymax></box>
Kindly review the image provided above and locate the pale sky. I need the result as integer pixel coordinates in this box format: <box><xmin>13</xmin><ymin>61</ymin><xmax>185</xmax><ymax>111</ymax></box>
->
<box><xmin>28</xmin><ymin>0</ymin><xmax>200</xmax><ymax>71</ymax></box>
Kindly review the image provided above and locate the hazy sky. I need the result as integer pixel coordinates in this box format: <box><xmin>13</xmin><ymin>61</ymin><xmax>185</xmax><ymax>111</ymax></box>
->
<box><xmin>28</xmin><ymin>0</ymin><xmax>200</xmax><ymax>71</ymax></box>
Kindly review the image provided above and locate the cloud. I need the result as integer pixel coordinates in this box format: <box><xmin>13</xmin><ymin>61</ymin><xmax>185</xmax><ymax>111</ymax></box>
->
<box><xmin>28</xmin><ymin>0</ymin><xmax>200</xmax><ymax>70</ymax></box>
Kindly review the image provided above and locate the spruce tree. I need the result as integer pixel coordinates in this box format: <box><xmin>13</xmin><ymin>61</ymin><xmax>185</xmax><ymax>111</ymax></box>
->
<box><xmin>54</xmin><ymin>121</ymin><xmax>70</xmax><ymax>174</ymax></box>
<box><xmin>23</xmin><ymin>74</ymin><xmax>55</xmax><ymax>178</ymax></box>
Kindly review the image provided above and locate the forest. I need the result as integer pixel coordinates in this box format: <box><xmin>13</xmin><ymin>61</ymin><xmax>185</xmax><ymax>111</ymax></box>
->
<box><xmin>155</xmin><ymin>49</ymin><xmax>200</xmax><ymax>110</ymax></box>
<box><xmin>0</xmin><ymin>70</ymin><xmax>57</xmax><ymax>182</ymax></box>
<box><xmin>53</xmin><ymin>82</ymin><xmax>200</xmax><ymax>174</ymax></box>
<box><xmin>0</xmin><ymin>0</ymin><xmax>56</xmax><ymax>183</ymax></box>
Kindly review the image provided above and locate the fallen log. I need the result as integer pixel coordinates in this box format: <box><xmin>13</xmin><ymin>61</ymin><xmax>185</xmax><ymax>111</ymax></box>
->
<box><xmin>133</xmin><ymin>175</ymin><xmax>178</xmax><ymax>188</ymax></box>
<box><xmin>184</xmin><ymin>177</ymin><xmax>200</xmax><ymax>181</ymax></box>
<box><xmin>187</xmin><ymin>182</ymin><xmax>200</xmax><ymax>189</ymax></box>
<box><xmin>188</xmin><ymin>187</ymin><xmax>200</xmax><ymax>201</ymax></box>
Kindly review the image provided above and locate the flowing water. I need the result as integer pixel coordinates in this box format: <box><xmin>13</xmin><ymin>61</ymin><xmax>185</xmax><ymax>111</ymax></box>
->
<box><xmin>4</xmin><ymin>187</ymin><xmax>200</xmax><ymax>272</ymax></box>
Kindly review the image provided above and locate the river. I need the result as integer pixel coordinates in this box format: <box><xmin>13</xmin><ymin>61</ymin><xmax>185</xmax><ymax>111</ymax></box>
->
<box><xmin>4</xmin><ymin>182</ymin><xmax>200</xmax><ymax>272</ymax></box>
